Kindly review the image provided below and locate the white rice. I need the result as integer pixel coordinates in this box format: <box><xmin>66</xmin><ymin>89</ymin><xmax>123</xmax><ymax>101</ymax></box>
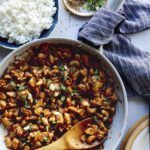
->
<box><xmin>0</xmin><ymin>0</ymin><xmax>56</xmax><ymax>44</ymax></box>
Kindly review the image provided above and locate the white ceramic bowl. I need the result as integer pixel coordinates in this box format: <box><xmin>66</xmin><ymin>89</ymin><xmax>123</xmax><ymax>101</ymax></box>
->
<box><xmin>62</xmin><ymin>0</ymin><xmax>125</xmax><ymax>17</ymax></box>
<box><xmin>0</xmin><ymin>38</ymin><xmax>128</xmax><ymax>150</ymax></box>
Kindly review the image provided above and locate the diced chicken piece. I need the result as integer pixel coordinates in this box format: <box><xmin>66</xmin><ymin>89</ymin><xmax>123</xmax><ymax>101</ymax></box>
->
<box><xmin>55</xmin><ymin>113</ymin><xmax>64</xmax><ymax>124</ymax></box>
<box><xmin>92</xmin><ymin>81</ymin><xmax>103</xmax><ymax>92</ymax></box>
<box><xmin>80</xmin><ymin>135</ymin><xmax>86</xmax><ymax>143</ymax></box>
<box><xmin>21</xmin><ymin>107</ymin><xmax>32</xmax><ymax>116</ymax></box>
<box><xmin>41</xmin><ymin>117</ymin><xmax>49</xmax><ymax>125</ymax></box>
<box><xmin>6</xmin><ymin>92</ymin><xmax>16</xmax><ymax>98</ymax></box>
<box><xmin>12</xmin><ymin>138</ymin><xmax>20</xmax><ymax>150</ymax></box>
<box><xmin>87</xmin><ymin>135</ymin><xmax>96</xmax><ymax>143</ymax></box>
<box><xmin>110</xmin><ymin>93</ymin><xmax>118</xmax><ymax>102</ymax></box>
<box><xmin>1</xmin><ymin>117</ymin><xmax>12</xmax><ymax>128</ymax></box>
<box><xmin>0</xmin><ymin>100</ymin><xmax>7</xmax><ymax>111</ymax></box>
<box><xmin>66</xmin><ymin>97</ymin><xmax>71</xmax><ymax>107</ymax></box>
<box><xmin>68</xmin><ymin>106</ymin><xmax>78</xmax><ymax>114</ymax></box>
<box><xmin>69</xmin><ymin>60</ymin><xmax>80</xmax><ymax>67</ymax></box>
<box><xmin>84</xmin><ymin>127</ymin><xmax>97</xmax><ymax>135</ymax></box>
<box><xmin>36</xmin><ymin>79</ymin><xmax>44</xmax><ymax>86</ymax></box>
<box><xmin>78</xmin><ymin>109</ymin><xmax>85</xmax><ymax>117</ymax></box>
<box><xmin>64</xmin><ymin>113</ymin><xmax>71</xmax><ymax>125</ymax></box>
<box><xmin>35</xmin><ymin>141</ymin><xmax>42</xmax><ymax>148</ymax></box>
<box><xmin>101</xmin><ymin>109</ymin><xmax>109</xmax><ymax>121</ymax></box>
<box><xmin>16</xmin><ymin>126</ymin><xmax>24</xmax><ymax>136</ymax></box>
<box><xmin>105</xmin><ymin>87</ymin><xmax>113</xmax><ymax>96</ymax></box>
<box><xmin>4</xmin><ymin>136</ymin><xmax>12</xmax><ymax>149</ymax></box>
<box><xmin>81</xmin><ymin>100</ymin><xmax>90</xmax><ymax>108</ymax></box>
<box><xmin>87</xmin><ymin>108</ymin><xmax>97</xmax><ymax>114</ymax></box>
<box><xmin>80</xmin><ymin>68</ymin><xmax>87</xmax><ymax>76</ymax></box>
<box><xmin>91</xmin><ymin>97</ymin><xmax>103</xmax><ymax>106</ymax></box>
<box><xmin>23</xmin><ymin>145</ymin><xmax>31</xmax><ymax>150</ymax></box>
<box><xmin>49</xmin><ymin>116</ymin><xmax>56</xmax><ymax>123</ymax></box>
<box><xmin>34</xmin><ymin>107</ymin><xmax>43</xmax><ymax>115</ymax></box>
<box><xmin>43</xmin><ymin>109</ymin><xmax>51</xmax><ymax>117</ymax></box>
<box><xmin>0</xmin><ymin>92</ymin><xmax>6</xmax><ymax>100</ymax></box>
<box><xmin>29</xmin><ymin>77</ymin><xmax>36</xmax><ymax>87</ymax></box>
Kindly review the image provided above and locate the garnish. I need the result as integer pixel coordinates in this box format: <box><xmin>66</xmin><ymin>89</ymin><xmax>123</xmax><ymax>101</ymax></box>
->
<box><xmin>60</xmin><ymin>96</ymin><xmax>66</xmax><ymax>102</ymax></box>
<box><xmin>79</xmin><ymin>98</ymin><xmax>83</xmax><ymax>103</ymax></box>
<box><xmin>94</xmin><ymin>116</ymin><xmax>99</xmax><ymax>122</ymax></box>
<box><xmin>18</xmin><ymin>84</ymin><xmax>27</xmax><ymax>91</ymax></box>
<box><xmin>23</xmin><ymin>124</ymin><xmax>32</xmax><ymax>131</ymax></box>
<box><xmin>9</xmin><ymin>81</ymin><xmax>16</xmax><ymax>88</ymax></box>
<box><xmin>46</xmin><ymin>125</ymin><xmax>50</xmax><ymax>132</ymax></box>
<box><xmin>60</xmin><ymin>85</ymin><xmax>66</xmax><ymax>91</ymax></box>
<box><xmin>59</xmin><ymin>65</ymin><xmax>67</xmax><ymax>71</ymax></box>
<box><xmin>94</xmin><ymin>69</ymin><xmax>101</xmax><ymax>80</ymax></box>
<box><xmin>85</xmin><ymin>0</ymin><xmax>105</xmax><ymax>11</ymax></box>
<box><xmin>43</xmin><ymin>137</ymin><xmax>49</xmax><ymax>143</ymax></box>
<box><xmin>67</xmin><ymin>0</ymin><xmax>105</xmax><ymax>11</ymax></box>
<box><xmin>95</xmin><ymin>69</ymin><xmax>99</xmax><ymax>75</ymax></box>
<box><xmin>52</xmin><ymin>121</ymin><xmax>57</xmax><ymax>125</ymax></box>
<box><xmin>24</xmin><ymin>101</ymin><xmax>31</xmax><ymax>108</ymax></box>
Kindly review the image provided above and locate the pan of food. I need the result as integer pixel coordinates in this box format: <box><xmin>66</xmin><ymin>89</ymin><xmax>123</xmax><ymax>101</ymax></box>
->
<box><xmin>0</xmin><ymin>38</ymin><xmax>128</xmax><ymax>150</ymax></box>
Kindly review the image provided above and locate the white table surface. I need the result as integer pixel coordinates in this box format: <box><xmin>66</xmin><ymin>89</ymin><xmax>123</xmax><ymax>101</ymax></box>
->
<box><xmin>0</xmin><ymin>0</ymin><xmax>149</xmax><ymax>149</ymax></box>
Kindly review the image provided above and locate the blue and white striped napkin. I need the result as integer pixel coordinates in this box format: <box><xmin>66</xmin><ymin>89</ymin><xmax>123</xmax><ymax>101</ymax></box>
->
<box><xmin>78</xmin><ymin>0</ymin><xmax>150</xmax><ymax>100</ymax></box>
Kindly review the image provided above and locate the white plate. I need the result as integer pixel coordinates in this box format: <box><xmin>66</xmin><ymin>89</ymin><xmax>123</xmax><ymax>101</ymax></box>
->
<box><xmin>132</xmin><ymin>126</ymin><xmax>149</xmax><ymax>150</ymax></box>
<box><xmin>121</xmin><ymin>115</ymin><xmax>149</xmax><ymax>150</ymax></box>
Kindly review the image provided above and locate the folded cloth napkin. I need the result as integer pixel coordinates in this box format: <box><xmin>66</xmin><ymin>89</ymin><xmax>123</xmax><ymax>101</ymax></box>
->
<box><xmin>78</xmin><ymin>0</ymin><xmax>150</xmax><ymax>101</ymax></box>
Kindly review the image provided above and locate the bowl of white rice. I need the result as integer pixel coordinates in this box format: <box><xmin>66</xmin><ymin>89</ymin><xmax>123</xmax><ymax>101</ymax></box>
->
<box><xmin>0</xmin><ymin>0</ymin><xmax>58</xmax><ymax>50</ymax></box>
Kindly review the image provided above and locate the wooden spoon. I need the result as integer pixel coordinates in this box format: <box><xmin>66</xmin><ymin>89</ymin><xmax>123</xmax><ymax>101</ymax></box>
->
<box><xmin>37</xmin><ymin>117</ymin><xmax>100</xmax><ymax>150</ymax></box>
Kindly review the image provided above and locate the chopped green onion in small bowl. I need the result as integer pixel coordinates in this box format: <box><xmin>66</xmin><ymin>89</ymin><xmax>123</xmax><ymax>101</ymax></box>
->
<box><xmin>63</xmin><ymin>0</ymin><xmax>106</xmax><ymax>17</ymax></box>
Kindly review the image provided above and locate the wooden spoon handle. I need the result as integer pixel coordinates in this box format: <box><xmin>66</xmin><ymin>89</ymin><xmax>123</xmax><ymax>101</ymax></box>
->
<box><xmin>37</xmin><ymin>138</ymin><xmax>69</xmax><ymax>150</ymax></box>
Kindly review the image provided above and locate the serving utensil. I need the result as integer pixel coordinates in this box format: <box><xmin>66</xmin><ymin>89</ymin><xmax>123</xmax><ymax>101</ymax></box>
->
<box><xmin>37</xmin><ymin>117</ymin><xmax>100</xmax><ymax>150</ymax></box>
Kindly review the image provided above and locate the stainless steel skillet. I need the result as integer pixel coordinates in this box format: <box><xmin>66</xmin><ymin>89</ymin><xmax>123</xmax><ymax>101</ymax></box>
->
<box><xmin>0</xmin><ymin>1</ymin><xmax>127</xmax><ymax>149</ymax></box>
<box><xmin>0</xmin><ymin>38</ymin><xmax>128</xmax><ymax>150</ymax></box>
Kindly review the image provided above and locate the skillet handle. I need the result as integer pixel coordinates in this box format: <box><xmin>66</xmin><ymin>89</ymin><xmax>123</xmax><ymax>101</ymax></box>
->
<box><xmin>99</xmin><ymin>45</ymin><xmax>103</xmax><ymax>54</ymax></box>
<box><xmin>99</xmin><ymin>0</ymin><xmax>125</xmax><ymax>54</ymax></box>
<box><xmin>105</xmin><ymin>0</ymin><xmax>125</xmax><ymax>12</ymax></box>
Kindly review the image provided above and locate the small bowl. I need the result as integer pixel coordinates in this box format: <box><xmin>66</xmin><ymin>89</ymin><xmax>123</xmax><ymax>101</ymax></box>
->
<box><xmin>0</xmin><ymin>0</ymin><xmax>59</xmax><ymax>50</ymax></box>
<box><xmin>62</xmin><ymin>0</ymin><xmax>126</xmax><ymax>17</ymax></box>
<box><xmin>62</xmin><ymin>0</ymin><xmax>95</xmax><ymax>17</ymax></box>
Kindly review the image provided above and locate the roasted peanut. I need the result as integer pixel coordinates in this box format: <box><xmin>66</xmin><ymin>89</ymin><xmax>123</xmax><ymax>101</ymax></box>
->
<box><xmin>43</xmin><ymin>109</ymin><xmax>51</xmax><ymax>117</ymax></box>
<box><xmin>4</xmin><ymin>136</ymin><xmax>12</xmax><ymax>149</ymax></box>
<box><xmin>68</xmin><ymin>106</ymin><xmax>78</xmax><ymax>114</ymax></box>
<box><xmin>2</xmin><ymin>117</ymin><xmax>12</xmax><ymax>128</ymax></box>
<box><xmin>64</xmin><ymin>113</ymin><xmax>71</xmax><ymax>125</ymax></box>
<box><xmin>84</xmin><ymin>127</ymin><xmax>97</xmax><ymax>135</ymax></box>
<box><xmin>87</xmin><ymin>135</ymin><xmax>96</xmax><ymax>143</ymax></box>
<box><xmin>0</xmin><ymin>100</ymin><xmax>7</xmax><ymax>110</ymax></box>
<box><xmin>6</xmin><ymin>92</ymin><xmax>16</xmax><ymax>98</ymax></box>
<box><xmin>12</xmin><ymin>138</ymin><xmax>20</xmax><ymax>150</ymax></box>
<box><xmin>34</xmin><ymin>107</ymin><xmax>43</xmax><ymax>115</ymax></box>
<box><xmin>0</xmin><ymin>92</ymin><xmax>6</xmax><ymax>100</ymax></box>
<box><xmin>80</xmin><ymin>135</ymin><xmax>86</xmax><ymax>143</ymax></box>
<box><xmin>81</xmin><ymin>100</ymin><xmax>90</xmax><ymax>108</ymax></box>
<box><xmin>41</xmin><ymin>117</ymin><xmax>49</xmax><ymax>125</ymax></box>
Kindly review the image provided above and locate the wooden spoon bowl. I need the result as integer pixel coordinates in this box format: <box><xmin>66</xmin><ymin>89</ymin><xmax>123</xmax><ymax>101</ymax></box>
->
<box><xmin>37</xmin><ymin>118</ymin><xmax>101</xmax><ymax>150</ymax></box>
